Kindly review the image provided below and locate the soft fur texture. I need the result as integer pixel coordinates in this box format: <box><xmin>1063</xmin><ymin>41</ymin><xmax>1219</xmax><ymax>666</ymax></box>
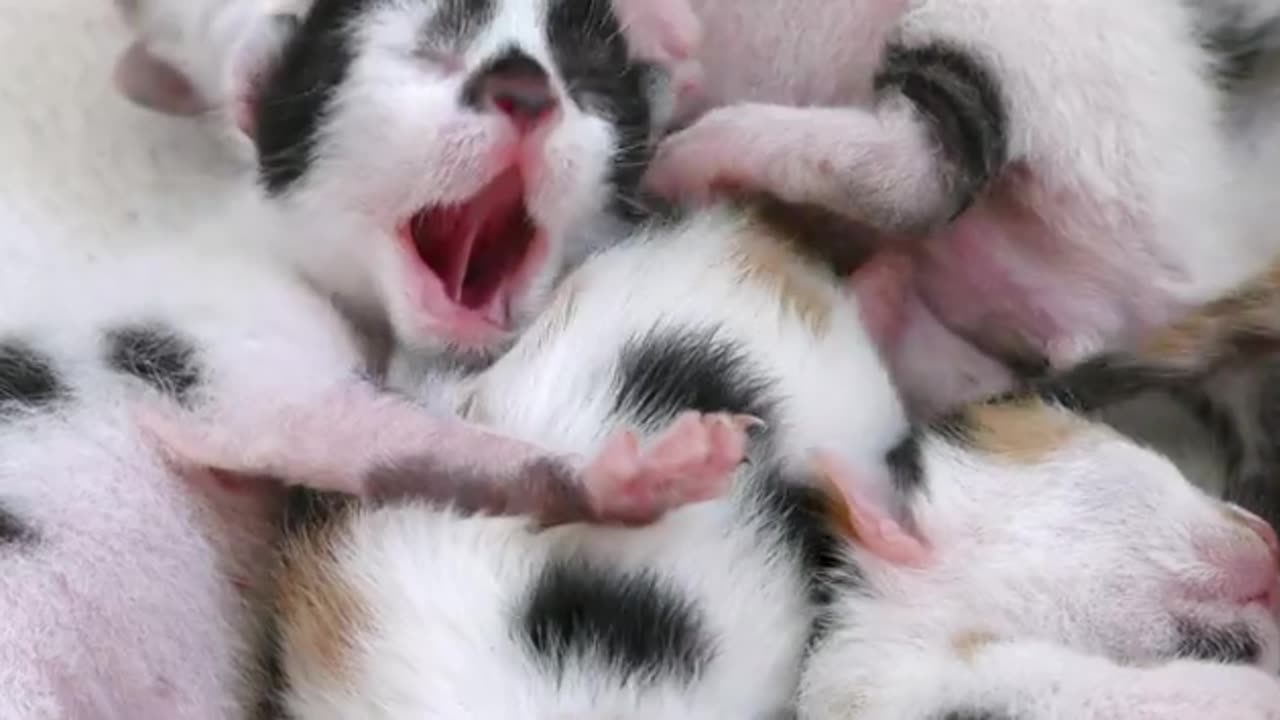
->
<box><xmin>195</xmin><ymin>206</ymin><xmax>1280</xmax><ymax>717</ymax></box>
<box><xmin>112</xmin><ymin>0</ymin><xmax>308</xmax><ymax>155</ymax></box>
<box><xmin>0</xmin><ymin>244</ymin><xmax>365</xmax><ymax>718</ymax></box>
<box><xmin>185</xmin><ymin>203</ymin><xmax>906</xmax><ymax>717</ymax></box>
<box><xmin>1030</xmin><ymin>257</ymin><xmax>1280</xmax><ymax>530</ymax></box>
<box><xmin>801</xmin><ymin>397</ymin><xmax>1280</xmax><ymax>719</ymax></box>
<box><xmin>639</xmin><ymin>0</ymin><xmax>1280</xmax><ymax>418</ymax></box>
<box><xmin>233</xmin><ymin>0</ymin><xmax>682</xmax><ymax>360</ymax></box>
<box><xmin>0</xmin><ymin>1</ymin><xmax>251</xmax><ymax>259</ymax></box>
<box><xmin>0</xmin><ymin>2</ymin><xmax>612</xmax><ymax>713</ymax></box>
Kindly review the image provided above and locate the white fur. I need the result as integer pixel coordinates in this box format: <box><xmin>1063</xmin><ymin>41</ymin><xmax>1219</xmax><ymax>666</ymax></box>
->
<box><xmin>253</xmin><ymin>0</ymin><xmax>675</xmax><ymax>356</ymax></box>
<box><xmin>286</xmin><ymin>204</ymin><xmax>910</xmax><ymax>717</ymax></box>
<box><xmin>288</xmin><ymin>205</ymin><xmax>1280</xmax><ymax>716</ymax></box>
<box><xmin>645</xmin><ymin>0</ymin><xmax>1280</xmax><ymax>412</ymax></box>
<box><xmin>114</xmin><ymin>0</ymin><xmax>307</xmax><ymax>152</ymax></box>
<box><xmin>0</xmin><ymin>243</ymin><xmax>366</xmax><ymax>718</ymax></box>
<box><xmin>449</xmin><ymin>206</ymin><xmax>907</xmax><ymax>470</ymax></box>
<box><xmin>801</xmin><ymin>410</ymin><xmax>1280</xmax><ymax>718</ymax></box>
<box><xmin>0</xmin><ymin>0</ymin><xmax>251</xmax><ymax>258</ymax></box>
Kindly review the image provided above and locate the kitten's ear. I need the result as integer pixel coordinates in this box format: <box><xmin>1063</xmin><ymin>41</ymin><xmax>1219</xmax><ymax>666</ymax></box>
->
<box><xmin>814</xmin><ymin>450</ymin><xmax>933</xmax><ymax>568</ymax></box>
<box><xmin>114</xmin><ymin>41</ymin><xmax>211</xmax><ymax>116</ymax></box>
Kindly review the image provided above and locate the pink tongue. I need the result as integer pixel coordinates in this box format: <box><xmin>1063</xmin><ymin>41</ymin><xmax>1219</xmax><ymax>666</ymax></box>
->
<box><xmin>419</xmin><ymin>206</ymin><xmax>478</xmax><ymax>303</ymax></box>
<box><xmin>442</xmin><ymin>219</ymin><xmax>478</xmax><ymax>302</ymax></box>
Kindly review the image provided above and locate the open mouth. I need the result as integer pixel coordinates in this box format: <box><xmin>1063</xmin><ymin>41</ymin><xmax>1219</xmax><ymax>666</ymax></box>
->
<box><xmin>399</xmin><ymin>168</ymin><xmax>544</xmax><ymax>339</ymax></box>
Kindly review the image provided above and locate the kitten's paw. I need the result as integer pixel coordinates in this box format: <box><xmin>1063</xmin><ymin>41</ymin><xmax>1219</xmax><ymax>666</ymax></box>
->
<box><xmin>583</xmin><ymin>411</ymin><xmax>757</xmax><ymax>524</ymax></box>
<box><xmin>645</xmin><ymin>110</ymin><xmax>760</xmax><ymax>204</ymax></box>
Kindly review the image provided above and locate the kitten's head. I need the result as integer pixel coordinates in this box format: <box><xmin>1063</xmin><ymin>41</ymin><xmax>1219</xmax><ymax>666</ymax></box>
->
<box><xmin>249</xmin><ymin>0</ymin><xmax>692</xmax><ymax>356</ymax></box>
<box><xmin>821</xmin><ymin>396</ymin><xmax>1280</xmax><ymax>670</ymax></box>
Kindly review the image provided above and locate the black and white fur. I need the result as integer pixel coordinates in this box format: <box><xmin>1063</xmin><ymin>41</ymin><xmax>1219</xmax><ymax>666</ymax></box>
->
<box><xmin>258</xmin><ymin>206</ymin><xmax>1280</xmax><ymax>718</ymax></box>
<box><xmin>259</xmin><ymin>203</ymin><xmax>907</xmax><ymax>717</ymax></box>
<box><xmin>235</xmin><ymin>0</ymin><xmax>680</xmax><ymax>360</ymax></box>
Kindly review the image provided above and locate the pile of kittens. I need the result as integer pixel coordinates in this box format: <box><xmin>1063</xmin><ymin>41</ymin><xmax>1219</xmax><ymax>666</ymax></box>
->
<box><xmin>2</xmin><ymin>0</ymin><xmax>1280</xmax><ymax>716</ymax></box>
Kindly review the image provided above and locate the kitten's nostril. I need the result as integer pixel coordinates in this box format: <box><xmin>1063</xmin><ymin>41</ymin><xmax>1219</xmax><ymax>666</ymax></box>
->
<box><xmin>485</xmin><ymin>77</ymin><xmax>555</xmax><ymax>123</ymax></box>
<box><xmin>465</xmin><ymin>48</ymin><xmax>557</xmax><ymax>129</ymax></box>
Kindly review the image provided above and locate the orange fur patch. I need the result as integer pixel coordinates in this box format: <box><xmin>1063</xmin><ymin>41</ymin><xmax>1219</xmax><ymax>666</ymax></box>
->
<box><xmin>277</xmin><ymin>508</ymin><xmax>367</xmax><ymax>687</ymax></box>
<box><xmin>1141</xmin><ymin>260</ymin><xmax>1280</xmax><ymax>367</ymax></box>
<box><xmin>731</xmin><ymin>212</ymin><xmax>835</xmax><ymax>336</ymax></box>
<box><xmin>963</xmin><ymin>397</ymin><xmax>1085</xmax><ymax>464</ymax></box>
<box><xmin>951</xmin><ymin>629</ymin><xmax>999</xmax><ymax>663</ymax></box>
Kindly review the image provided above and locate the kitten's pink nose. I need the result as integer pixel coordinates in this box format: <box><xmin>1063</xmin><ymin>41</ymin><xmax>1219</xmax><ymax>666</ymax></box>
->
<box><xmin>468</xmin><ymin>49</ymin><xmax>557</xmax><ymax>131</ymax></box>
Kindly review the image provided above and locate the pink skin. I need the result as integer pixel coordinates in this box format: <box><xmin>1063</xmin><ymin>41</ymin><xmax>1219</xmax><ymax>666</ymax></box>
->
<box><xmin>1195</xmin><ymin>505</ymin><xmax>1280</xmax><ymax>611</ymax></box>
<box><xmin>641</xmin><ymin>106</ymin><xmax>1151</xmax><ymax>375</ymax></box>
<box><xmin>113</xmin><ymin>41</ymin><xmax>213</xmax><ymax>118</ymax></box>
<box><xmin>848</xmin><ymin>251</ymin><xmax>915</xmax><ymax>352</ymax></box>
<box><xmin>847</xmin><ymin>249</ymin><xmax>1018</xmax><ymax>420</ymax></box>
<box><xmin>131</xmin><ymin>382</ymin><xmax>562</xmax><ymax>497</ymax></box>
<box><xmin>813</xmin><ymin>450</ymin><xmax>933</xmax><ymax>568</ymax></box>
<box><xmin>612</xmin><ymin>0</ymin><xmax>706</xmax><ymax>103</ymax></box>
<box><xmin>635</xmin><ymin>0</ymin><xmax>1195</xmax><ymax>384</ymax></box>
<box><xmin>133</xmin><ymin>383</ymin><xmax>751</xmax><ymax>528</ymax></box>
<box><xmin>584</xmin><ymin>410</ymin><xmax>756</xmax><ymax>525</ymax></box>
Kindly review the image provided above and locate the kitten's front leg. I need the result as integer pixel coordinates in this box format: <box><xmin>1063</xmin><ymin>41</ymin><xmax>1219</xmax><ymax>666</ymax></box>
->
<box><xmin>134</xmin><ymin>381</ymin><xmax>748</xmax><ymax>527</ymax></box>
<box><xmin>647</xmin><ymin>45</ymin><xmax>1010</xmax><ymax>236</ymax></box>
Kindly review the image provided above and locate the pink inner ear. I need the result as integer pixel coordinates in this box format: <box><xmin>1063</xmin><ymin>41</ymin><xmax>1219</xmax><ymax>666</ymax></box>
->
<box><xmin>815</xmin><ymin>451</ymin><xmax>933</xmax><ymax>568</ymax></box>
<box><xmin>114</xmin><ymin>41</ymin><xmax>210</xmax><ymax>116</ymax></box>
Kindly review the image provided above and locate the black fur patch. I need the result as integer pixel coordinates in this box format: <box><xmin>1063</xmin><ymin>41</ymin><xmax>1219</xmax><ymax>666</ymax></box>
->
<box><xmin>1227</xmin><ymin>470</ymin><xmax>1280</xmax><ymax>531</ymax></box>
<box><xmin>425</xmin><ymin>0</ymin><xmax>496</xmax><ymax>47</ymax></box>
<box><xmin>745</xmin><ymin>463</ymin><xmax>860</xmax><ymax>644</ymax></box>
<box><xmin>1237</xmin><ymin>367</ymin><xmax>1280</xmax><ymax>529</ymax></box>
<box><xmin>365</xmin><ymin>454</ymin><xmax>591</xmax><ymax>526</ymax></box>
<box><xmin>0</xmin><ymin>339</ymin><xmax>66</xmax><ymax>413</ymax></box>
<box><xmin>105</xmin><ymin>323</ymin><xmax>202</xmax><ymax>406</ymax></box>
<box><xmin>0</xmin><ymin>502</ymin><xmax>36</xmax><ymax>546</ymax></box>
<box><xmin>254</xmin><ymin>0</ymin><xmax>380</xmax><ymax>193</ymax></box>
<box><xmin>1198</xmin><ymin>14</ymin><xmax>1279</xmax><ymax>87</ymax></box>
<box><xmin>1175</xmin><ymin>618</ymin><xmax>1261</xmax><ymax>664</ymax></box>
<box><xmin>885</xmin><ymin>432</ymin><xmax>928</xmax><ymax>496</ymax></box>
<box><xmin>546</xmin><ymin>0</ymin><xmax>662</xmax><ymax>220</ymax></box>
<box><xmin>874</xmin><ymin>43</ymin><xmax>1008</xmax><ymax>218</ymax></box>
<box><xmin>611</xmin><ymin>325</ymin><xmax>777</xmax><ymax>436</ymax></box>
<box><xmin>254</xmin><ymin>616</ymin><xmax>290</xmax><ymax>720</ymax></box>
<box><xmin>521</xmin><ymin>559</ymin><xmax>713</xmax><ymax>684</ymax></box>
<box><xmin>1027</xmin><ymin>357</ymin><xmax>1184</xmax><ymax>413</ymax></box>
<box><xmin>280</xmin><ymin>486</ymin><xmax>354</xmax><ymax>538</ymax></box>
<box><xmin>1168</xmin><ymin>384</ymin><xmax>1246</xmax><ymax>482</ymax></box>
<box><xmin>934</xmin><ymin>711</ymin><xmax>1018</xmax><ymax>720</ymax></box>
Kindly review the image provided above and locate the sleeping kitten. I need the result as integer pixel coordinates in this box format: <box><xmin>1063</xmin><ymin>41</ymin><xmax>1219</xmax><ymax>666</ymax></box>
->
<box><xmin>636</xmin><ymin>0</ymin><xmax>1280</xmax><ymax>417</ymax></box>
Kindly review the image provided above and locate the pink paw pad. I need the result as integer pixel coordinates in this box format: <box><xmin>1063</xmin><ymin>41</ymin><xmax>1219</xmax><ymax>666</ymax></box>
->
<box><xmin>585</xmin><ymin>411</ymin><xmax>759</xmax><ymax>524</ymax></box>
